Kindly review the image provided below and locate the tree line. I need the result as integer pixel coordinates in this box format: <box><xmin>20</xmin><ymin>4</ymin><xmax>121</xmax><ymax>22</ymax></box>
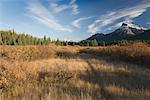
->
<box><xmin>1</xmin><ymin>29</ymin><xmax>146</xmax><ymax>46</ymax></box>
<box><xmin>0</xmin><ymin>30</ymin><xmax>51</xmax><ymax>45</ymax></box>
<box><xmin>0</xmin><ymin>29</ymin><xmax>99</xmax><ymax>46</ymax></box>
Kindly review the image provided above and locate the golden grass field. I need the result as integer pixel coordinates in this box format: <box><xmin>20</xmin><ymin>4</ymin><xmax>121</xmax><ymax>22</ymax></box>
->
<box><xmin>0</xmin><ymin>43</ymin><xmax>150</xmax><ymax>100</ymax></box>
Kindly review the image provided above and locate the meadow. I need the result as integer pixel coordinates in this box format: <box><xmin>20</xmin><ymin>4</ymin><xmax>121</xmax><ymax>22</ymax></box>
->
<box><xmin>0</xmin><ymin>42</ymin><xmax>150</xmax><ymax>100</ymax></box>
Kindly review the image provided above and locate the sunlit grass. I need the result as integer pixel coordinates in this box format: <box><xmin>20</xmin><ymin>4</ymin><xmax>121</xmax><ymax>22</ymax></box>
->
<box><xmin>0</xmin><ymin>43</ymin><xmax>150</xmax><ymax>99</ymax></box>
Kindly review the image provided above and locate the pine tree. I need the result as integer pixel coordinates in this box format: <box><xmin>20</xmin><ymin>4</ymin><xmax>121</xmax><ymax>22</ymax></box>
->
<box><xmin>0</xmin><ymin>30</ymin><xmax>52</xmax><ymax>45</ymax></box>
<box><xmin>43</xmin><ymin>35</ymin><xmax>47</xmax><ymax>45</ymax></box>
<box><xmin>47</xmin><ymin>37</ymin><xmax>51</xmax><ymax>44</ymax></box>
<box><xmin>56</xmin><ymin>38</ymin><xmax>61</xmax><ymax>46</ymax></box>
<box><xmin>17</xmin><ymin>36</ymin><xmax>23</xmax><ymax>45</ymax></box>
<box><xmin>0</xmin><ymin>33</ymin><xmax>3</xmax><ymax>45</ymax></box>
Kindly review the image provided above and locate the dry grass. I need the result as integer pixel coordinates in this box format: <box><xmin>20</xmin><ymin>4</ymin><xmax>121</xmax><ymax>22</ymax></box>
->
<box><xmin>79</xmin><ymin>42</ymin><xmax>150</xmax><ymax>67</ymax></box>
<box><xmin>0</xmin><ymin>43</ymin><xmax>150</xmax><ymax>100</ymax></box>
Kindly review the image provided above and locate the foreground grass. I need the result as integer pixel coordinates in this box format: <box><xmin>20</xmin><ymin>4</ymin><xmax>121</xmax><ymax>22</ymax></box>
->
<box><xmin>0</xmin><ymin>43</ymin><xmax>150</xmax><ymax>100</ymax></box>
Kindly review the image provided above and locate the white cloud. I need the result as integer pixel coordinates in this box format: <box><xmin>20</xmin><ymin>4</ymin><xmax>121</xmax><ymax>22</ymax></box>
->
<box><xmin>50</xmin><ymin>3</ymin><xmax>70</xmax><ymax>14</ymax></box>
<box><xmin>26</xmin><ymin>1</ymin><xmax>72</xmax><ymax>32</ymax></box>
<box><xmin>70</xmin><ymin>0</ymin><xmax>79</xmax><ymax>15</ymax></box>
<box><xmin>72</xmin><ymin>17</ymin><xmax>92</xmax><ymax>28</ymax></box>
<box><xmin>49</xmin><ymin>0</ymin><xmax>79</xmax><ymax>15</ymax></box>
<box><xmin>88</xmin><ymin>2</ymin><xmax>150</xmax><ymax>33</ymax></box>
<box><xmin>88</xmin><ymin>23</ymin><xmax>99</xmax><ymax>33</ymax></box>
<box><xmin>125</xmin><ymin>20</ymin><xmax>148</xmax><ymax>30</ymax></box>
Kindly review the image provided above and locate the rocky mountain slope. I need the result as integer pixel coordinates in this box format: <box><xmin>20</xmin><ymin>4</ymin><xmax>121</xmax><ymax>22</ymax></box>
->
<box><xmin>87</xmin><ymin>23</ymin><xmax>150</xmax><ymax>42</ymax></box>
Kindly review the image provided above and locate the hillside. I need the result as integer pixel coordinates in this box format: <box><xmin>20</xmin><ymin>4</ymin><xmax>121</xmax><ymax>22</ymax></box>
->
<box><xmin>87</xmin><ymin>23</ymin><xmax>150</xmax><ymax>42</ymax></box>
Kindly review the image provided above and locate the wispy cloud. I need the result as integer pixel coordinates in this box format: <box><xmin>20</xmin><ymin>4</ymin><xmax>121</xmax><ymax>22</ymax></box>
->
<box><xmin>88</xmin><ymin>2</ymin><xmax>150</xmax><ymax>33</ymax></box>
<box><xmin>50</xmin><ymin>3</ymin><xmax>70</xmax><ymax>14</ymax></box>
<box><xmin>124</xmin><ymin>19</ymin><xmax>147</xmax><ymax>30</ymax></box>
<box><xmin>49</xmin><ymin>0</ymin><xmax>79</xmax><ymax>15</ymax></box>
<box><xmin>70</xmin><ymin>0</ymin><xmax>79</xmax><ymax>15</ymax></box>
<box><xmin>26</xmin><ymin>1</ymin><xmax>72</xmax><ymax>32</ymax></box>
<box><xmin>147</xmin><ymin>22</ymin><xmax>150</xmax><ymax>25</ymax></box>
<box><xmin>72</xmin><ymin>17</ymin><xmax>92</xmax><ymax>28</ymax></box>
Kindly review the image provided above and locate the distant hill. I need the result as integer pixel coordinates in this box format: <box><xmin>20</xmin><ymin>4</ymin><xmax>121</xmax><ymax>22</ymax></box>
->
<box><xmin>86</xmin><ymin>23</ymin><xmax>150</xmax><ymax>42</ymax></box>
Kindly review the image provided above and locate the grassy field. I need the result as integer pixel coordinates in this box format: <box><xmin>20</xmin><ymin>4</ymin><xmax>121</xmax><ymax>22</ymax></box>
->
<box><xmin>0</xmin><ymin>43</ymin><xmax>150</xmax><ymax>100</ymax></box>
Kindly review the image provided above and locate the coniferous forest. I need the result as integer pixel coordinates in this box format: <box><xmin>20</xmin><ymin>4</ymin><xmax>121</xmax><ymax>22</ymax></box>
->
<box><xmin>0</xmin><ymin>29</ymin><xmax>100</xmax><ymax>46</ymax></box>
<box><xmin>0</xmin><ymin>30</ymin><xmax>51</xmax><ymax>45</ymax></box>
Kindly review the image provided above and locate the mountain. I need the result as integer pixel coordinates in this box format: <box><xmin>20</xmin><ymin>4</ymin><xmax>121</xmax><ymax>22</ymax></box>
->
<box><xmin>134</xmin><ymin>29</ymin><xmax>150</xmax><ymax>40</ymax></box>
<box><xmin>86</xmin><ymin>23</ymin><xmax>150</xmax><ymax>42</ymax></box>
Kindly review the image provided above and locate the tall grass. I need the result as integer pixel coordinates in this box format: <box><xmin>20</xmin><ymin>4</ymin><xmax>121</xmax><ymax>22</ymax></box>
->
<box><xmin>0</xmin><ymin>43</ymin><xmax>150</xmax><ymax>99</ymax></box>
<box><xmin>79</xmin><ymin>42</ymin><xmax>150</xmax><ymax>67</ymax></box>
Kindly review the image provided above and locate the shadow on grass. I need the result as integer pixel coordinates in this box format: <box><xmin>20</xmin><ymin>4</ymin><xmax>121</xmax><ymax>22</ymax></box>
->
<box><xmin>56</xmin><ymin>48</ymin><xmax>150</xmax><ymax>69</ymax></box>
<box><xmin>37</xmin><ymin>70</ymin><xmax>103</xmax><ymax>99</ymax></box>
<box><xmin>79</xmin><ymin>60</ymin><xmax>150</xmax><ymax>99</ymax></box>
<box><xmin>78</xmin><ymin>48</ymin><xmax>150</xmax><ymax>69</ymax></box>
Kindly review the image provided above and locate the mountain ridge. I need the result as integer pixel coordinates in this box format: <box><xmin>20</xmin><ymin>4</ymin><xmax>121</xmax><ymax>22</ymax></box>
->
<box><xmin>86</xmin><ymin>23</ymin><xmax>150</xmax><ymax>42</ymax></box>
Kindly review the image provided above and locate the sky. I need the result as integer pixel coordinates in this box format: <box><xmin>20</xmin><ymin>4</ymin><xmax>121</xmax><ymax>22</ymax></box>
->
<box><xmin>0</xmin><ymin>0</ymin><xmax>150</xmax><ymax>41</ymax></box>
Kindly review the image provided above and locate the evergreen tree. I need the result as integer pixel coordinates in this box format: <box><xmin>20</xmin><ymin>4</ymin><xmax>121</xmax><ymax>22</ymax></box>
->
<box><xmin>56</xmin><ymin>38</ymin><xmax>61</xmax><ymax>46</ymax></box>
<box><xmin>47</xmin><ymin>37</ymin><xmax>51</xmax><ymax>44</ymax></box>
<box><xmin>43</xmin><ymin>35</ymin><xmax>48</xmax><ymax>45</ymax></box>
<box><xmin>0</xmin><ymin>33</ymin><xmax>3</xmax><ymax>45</ymax></box>
<box><xmin>17</xmin><ymin>36</ymin><xmax>23</xmax><ymax>45</ymax></box>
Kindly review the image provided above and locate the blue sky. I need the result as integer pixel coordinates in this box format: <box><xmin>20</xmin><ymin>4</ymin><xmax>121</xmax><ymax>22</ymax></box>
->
<box><xmin>0</xmin><ymin>0</ymin><xmax>150</xmax><ymax>41</ymax></box>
